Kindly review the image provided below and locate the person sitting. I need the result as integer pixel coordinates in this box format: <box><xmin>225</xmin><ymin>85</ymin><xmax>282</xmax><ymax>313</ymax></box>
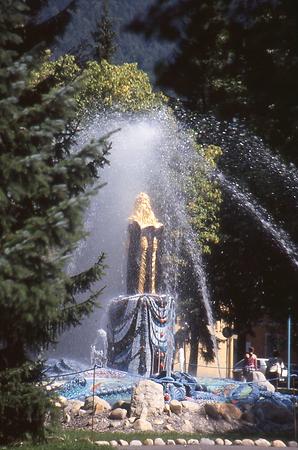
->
<box><xmin>265</xmin><ymin>349</ymin><xmax>284</xmax><ymax>388</ymax></box>
<box><xmin>243</xmin><ymin>347</ymin><xmax>257</xmax><ymax>381</ymax></box>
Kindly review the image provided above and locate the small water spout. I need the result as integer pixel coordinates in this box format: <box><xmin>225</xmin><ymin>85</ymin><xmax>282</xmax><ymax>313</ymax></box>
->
<box><xmin>216</xmin><ymin>172</ymin><xmax>298</xmax><ymax>270</ymax></box>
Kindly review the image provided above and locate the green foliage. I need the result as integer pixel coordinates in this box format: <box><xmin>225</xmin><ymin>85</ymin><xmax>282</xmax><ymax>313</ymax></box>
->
<box><xmin>91</xmin><ymin>0</ymin><xmax>116</xmax><ymax>62</ymax></box>
<box><xmin>32</xmin><ymin>54</ymin><xmax>167</xmax><ymax>115</ymax></box>
<box><xmin>187</xmin><ymin>145</ymin><xmax>222</xmax><ymax>254</ymax></box>
<box><xmin>0</xmin><ymin>0</ymin><xmax>109</xmax><ymax>443</ymax></box>
<box><xmin>0</xmin><ymin>364</ymin><xmax>50</xmax><ymax>444</ymax></box>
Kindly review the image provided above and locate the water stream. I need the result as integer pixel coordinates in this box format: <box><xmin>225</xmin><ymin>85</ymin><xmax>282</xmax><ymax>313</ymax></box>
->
<box><xmin>53</xmin><ymin>109</ymin><xmax>297</xmax><ymax>369</ymax></box>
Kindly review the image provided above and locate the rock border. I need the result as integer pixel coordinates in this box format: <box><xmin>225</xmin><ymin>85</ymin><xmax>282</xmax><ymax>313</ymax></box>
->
<box><xmin>92</xmin><ymin>439</ymin><xmax>298</xmax><ymax>447</ymax></box>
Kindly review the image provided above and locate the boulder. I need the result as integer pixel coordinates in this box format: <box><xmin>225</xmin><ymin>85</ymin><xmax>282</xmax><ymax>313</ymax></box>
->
<box><xmin>287</xmin><ymin>442</ymin><xmax>298</xmax><ymax>447</ymax></box>
<box><xmin>251</xmin><ymin>371</ymin><xmax>275</xmax><ymax>392</ymax></box>
<box><xmin>109</xmin><ymin>420</ymin><xmax>122</xmax><ymax>428</ymax></box>
<box><xmin>176</xmin><ymin>439</ymin><xmax>187</xmax><ymax>445</ymax></box>
<box><xmin>130</xmin><ymin>379</ymin><xmax>164</xmax><ymax>418</ymax></box>
<box><xmin>129</xmin><ymin>440</ymin><xmax>143</xmax><ymax>446</ymax></box>
<box><xmin>200</xmin><ymin>438</ymin><xmax>215</xmax><ymax>445</ymax></box>
<box><xmin>112</xmin><ymin>400</ymin><xmax>131</xmax><ymax>412</ymax></box>
<box><xmin>272</xmin><ymin>441</ymin><xmax>287</xmax><ymax>447</ymax></box>
<box><xmin>143</xmin><ymin>439</ymin><xmax>154</xmax><ymax>446</ymax></box>
<box><xmin>215</xmin><ymin>438</ymin><xmax>224</xmax><ymax>445</ymax></box>
<box><xmin>181</xmin><ymin>419</ymin><xmax>193</xmax><ymax>433</ymax></box>
<box><xmin>95</xmin><ymin>441</ymin><xmax>110</xmax><ymax>446</ymax></box>
<box><xmin>133</xmin><ymin>418</ymin><xmax>153</xmax><ymax>431</ymax></box>
<box><xmin>255</xmin><ymin>438</ymin><xmax>271</xmax><ymax>447</ymax></box>
<box><xmin>119</xmin><ymin>440</ymin><xmax>129</xmax><ymax>446</ymax></box>
<box><xmin>109</xmin><ymin>408</ymin><xmax>127</xmax><ymax>420</ymax></box>
<box><xmin>188</xmin><ymin>439</ymin><xmax>199</xmax><ymax>444</ymax></box>
<box><xmin>167</xmin><ymin>440</ymin><xmax>176</xmax><ymax>445</ymax></box>
<box><xmin>205</xmin><ymin>403</ymin><xmax>242</xmax><ymax>422</ymax></box>
<box><xmin>242</xmin><ymin>439</ymin><xmax>255</xmax><ymax>446</ymax></box>
<box><xmin>65</xmin><ymin>399</ymin><xmax>84</xmax><ymax>415</ymax></box>
<box><xmin>181</xmin><ymin>400</ymin><xmax>204</xmax><ymax>413</ymax></box>
<box><xmin>224</xmin><ymin>439</ymin><xmax>233</xmax><ymax>446</ymax></box>
<box><xmin>84</xmin><ymin>396</ymin><xmax>111</xmax><ymax>413</ymax></box>
<box><xmin>110</xmin><ymin>441</ymin><xmax>118</xmax><ymax>447</ymax></box>
<box><xmin>154</xmin><ymin>438</ymin><xmax>165</xmax><ymax>445</ymax></box>
<box><xmin>169</xmin><ymin>400</ymin><xmax>182</xmax><ymax>415</ymax></box>
<box><xmin>253</xmin><ymin>400</ymin><xmax>293</xmax><ymax>424</ymax></box>
<box><xmin>233</xmin><ymin>440</ymin><xmax>242</xmax><ymax>445</ymax></box>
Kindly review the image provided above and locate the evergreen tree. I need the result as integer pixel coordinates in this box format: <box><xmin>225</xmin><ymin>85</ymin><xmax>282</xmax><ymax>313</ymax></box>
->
<box><xmin>91</xmin><ymin>0</ymin><xmax>116</xmax><ymax>62</ymax></box>
<box><xmin>0</xmin><ymin>1</ymin><xmax>109</xmax><ymax>442</ymax></box>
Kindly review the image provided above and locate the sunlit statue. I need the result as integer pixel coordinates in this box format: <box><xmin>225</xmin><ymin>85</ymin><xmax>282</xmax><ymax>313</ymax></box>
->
<box><xmin>107</xmin><ymin>193</ymin><xmax>175</xmax><ymax>376</ymax></box>
<box><xmin>127</xmin><ymin>192</ymin><xmax>164</xmax><ymax>295</ymax></box>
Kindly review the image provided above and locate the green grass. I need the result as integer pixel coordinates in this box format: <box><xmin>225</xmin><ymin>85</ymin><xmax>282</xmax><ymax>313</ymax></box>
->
<box><xmin>1</xmin><ymin>427</ymin><xmax>296</xmax><ymax>449</ymax></box>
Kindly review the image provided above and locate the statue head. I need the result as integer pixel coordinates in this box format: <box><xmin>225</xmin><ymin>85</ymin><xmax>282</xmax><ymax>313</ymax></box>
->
<box><xmin>129</xmin><ymin>192</ymin><xmax>162</xmax><ymax>229</ymax></box>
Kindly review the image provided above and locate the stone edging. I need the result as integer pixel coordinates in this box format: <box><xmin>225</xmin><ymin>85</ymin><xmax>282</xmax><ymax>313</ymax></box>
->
<box><xmin>92</xmin><ymin>438</ymin><xmax>298</xmax><ymax>447</ymax></box>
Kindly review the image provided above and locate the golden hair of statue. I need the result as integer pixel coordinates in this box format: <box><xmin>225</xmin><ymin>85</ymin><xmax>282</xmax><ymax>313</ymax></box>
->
<box><xmin>129</xmin><ymin>192</ymin><xmax>163</xmax><ymax>229</ymax></box>
<box><xmin>127</xmin><ymin>193</ymin><xmax>164</xmax><ymax>295</ymax></box>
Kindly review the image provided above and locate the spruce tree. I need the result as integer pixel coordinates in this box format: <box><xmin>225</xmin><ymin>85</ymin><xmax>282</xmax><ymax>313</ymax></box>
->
<box><xmin>91</xmin><ymin>0</ymin><xmax>116</xmax><ymax>62</ymax></box>
<box><xmin>0</xmin><ymin>0</ymin><xmax>109</xmax><ymax>443</ymax></box>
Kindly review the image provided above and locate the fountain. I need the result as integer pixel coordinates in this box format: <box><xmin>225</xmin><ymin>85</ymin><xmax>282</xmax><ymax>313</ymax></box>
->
<box><xmin>107</xmin><ymin>192</ymin><xmax>175</xmax><ymax>376</ymax></box>
<box><xmin>49</xmin><ymin>111</ymin><xmax>298</xmax><ymax>437</ymax></box>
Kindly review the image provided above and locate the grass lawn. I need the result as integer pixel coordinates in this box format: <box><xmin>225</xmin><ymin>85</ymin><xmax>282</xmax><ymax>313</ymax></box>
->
<box><xmin>1</xmin><ymin>427</ymin><xmax>296</xmax><ymax>449</ymax></box>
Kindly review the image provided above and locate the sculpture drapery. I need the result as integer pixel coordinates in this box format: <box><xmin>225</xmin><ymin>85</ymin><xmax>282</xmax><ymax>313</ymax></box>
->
<box><xmin>127</xmin><ymin>192</ymin><xmax>164</xmax><ymax>295</ymax></box>
<box><xmin>107</xmin><ymin>192</ymin><xmax>175</xmax><ymax>376</ymax></box>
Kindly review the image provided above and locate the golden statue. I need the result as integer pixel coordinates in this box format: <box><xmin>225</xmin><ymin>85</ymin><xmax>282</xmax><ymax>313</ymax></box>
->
<box><xmin>127</xmin><ymin>193</ymin><xmax>164</xmax><ymax>295</ymax></box>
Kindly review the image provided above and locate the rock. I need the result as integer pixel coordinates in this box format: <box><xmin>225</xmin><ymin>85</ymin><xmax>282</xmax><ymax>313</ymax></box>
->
<box><xmin>200</xmin><ymin>438</ymin><xmax>215</xmax><ymax>445</ymax></box>
<box><xmin>169</xmin><ymin>400</ymin><xmax>182</xmax><ymax>415</ymax></box>
<box><xmin>95</xmin><ymin>441</ymin><xmax>110</xmax><ymax>446</ymax></box>
<box><xmin>205</xmin><ymin>403</ymin><xmax>242</xmax><ymax>422</ymax></box>
<box><xmin>164</xmin><ymin>404</ymin><xmax>171</xmax><ymax>415</ymax></box>
<box><xmin>58</xmin><ymin>395</ymin><xmax>68</xmax><ymax>407</ymax></box>
<box><xmin>153</xmin><ymin>418</ymin><xmax>164</xmax><ymax>425</ymax></box>
<box><xmin>109</xmin><ymin>408</ymin><xmax>127</xmax><ymax>420</ymax></box>
<box><xmin>154</xmin><ymin>438</ymin><xmax>165</xmax><ymax>445</ymax></box>
<box><xmin>79</xmin><ymin>409</ymin><xmax>87</xmax><ymax>416</ymax></box>
<box><xmin>242</xmin><ymin>439</ymin><xmax>255</xmax><ymax>446</ymax></box>
<box><xmin>130</xmin><ymin>380</ymin><xmax>164</xmax><ymax>418</ymax></box>
<box><xmin>164</xmin><ymin>424</ymin><xmax>175</xmax><ymax>431</ymax></box>
<box><xmin>224</xmin><ymin>439</ymin><xmax>232</xmax><ymax>446</ymax></box>
<box><xmin>112</xmin><ymin>400</ymin><xmax>131</xmax><ymax>412</ymax></box>
<box><xmin>110</xmin><ymin>441</ymin><xmax>118</xmax><ymax>447</ymax></box>
<box><xmin>65</xmin><ymin>399</ymin><xmax>84</xmax><ymax>415</ymax></box>
<box><xmin>84</xmin><ymin>396</ymin><xmax>111</xmax><ymax>413</ymax></box>
<box><xmin>181</xmin><ymin>400</ymin><xmax>203</xmax><ymax>413</ymax></box>
<box><xmin>176</xmin><ymin>439</ymin><xmax>187</xmax><ymax>445</ymax></box>
<box><xmin>129</xmin><ymin>440</ymin><xmax>143</xmax><ymax>446</ymax></box>
<box><xmin>133</xmin><ymin>418</ymin><xmax>153</xmax><ymax>431</ymax></box>
<box><xmin>255</xmin><ymin>438</ymin><xmax>271</xmax><ymax>447</ymax></box>
<box><xmin>251</xmin><ymin>371</ymin><xmax>275</xmax><ymax>392</ymax></box>
<box><xmin>288</xmin><ymin>442</ymin><xmax>298</xmax><ymax>447</ymax></box>
<box><xmin>63</xmin><ymin>412</ymin><xmax>71</xmax><ymax>424</ymax></box>
<box><xmin>253</xmin><ymin>401</ymin><xmax>292</xmax><ymax>424</ymax></box>
<box><xmin>167</xmin><ymin>440</ymin><xmax>176</xmax><ymax>445</ymax></box>
<box><xmin>119</xmin><ymin>440</ymin><xmax>129</xmax><ymax>446</ymax></box>
<box><xmin>272</xmin><ymin>440</ymin><xmax>287</xmax><ymax>447</ymax></box>
<box><xmin>233</xmin><ymin>440</ymin><xmax>242</xmax><ymax>445</ymax></box>
<box><xmin>188</xmin><ymin>439</ymin><xmax>199</xmax><ymax>444</ymax></box>
<box><xmin>215</xmin><ymin>438</ymin><xmax>224</xmax><ymax>445</ymax></box>
<box><xmin>143</xmin><ymin>439</ymin><xmax>154</xmax><ymax>446</ymax></box>
<box><xmin>181</xmin><ymin>419</ymin><xmax>193</xmax><ymax>433</ymax></box>
<box><xmin>109</xmin><ymin>421</ymin><xmax>122</xmax><ymax>428</ymax></box>
<box><xmin>241</xmin><ymin>410</ymin><xmax>255</xmax><ymax>423</ymax></box>
<box><xmin>129</xmin><ymin>417</ymin><xmax>137</xmax><ymax>423</ymax></box>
